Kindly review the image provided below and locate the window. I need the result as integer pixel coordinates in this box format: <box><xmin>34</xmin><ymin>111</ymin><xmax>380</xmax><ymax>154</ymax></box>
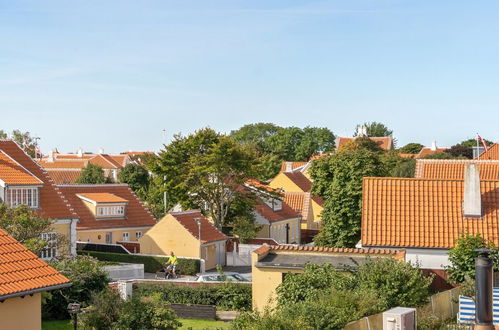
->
<box><xmin>122</xmin><ymin>232</ymin><xmax>129</xmax><ymax>242</ymax></box>
<box><xmin>135</xmin><ymin>231</ymin><xmax>142</xmax><ymax>239</ymax></box>
<box><xmin>97</xmin><ymin>205</ymin><xmax>125</xmax><ymax>217</ymax></box>
<box><xmin>6</xmin><ymin>187</ymin><xmax>39</xmax><ymax>208</ymax></box>
<box><xmin>40</xmin><ymin>232</ymin><xmax>57</xmax><ymax>260</ymax></box>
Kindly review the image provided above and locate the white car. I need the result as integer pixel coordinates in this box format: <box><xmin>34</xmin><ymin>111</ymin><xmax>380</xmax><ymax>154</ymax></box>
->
<box><xmin>195</xmin><ymin>272</ymin><xmax>250</xmax><ymax>283</ymax></box>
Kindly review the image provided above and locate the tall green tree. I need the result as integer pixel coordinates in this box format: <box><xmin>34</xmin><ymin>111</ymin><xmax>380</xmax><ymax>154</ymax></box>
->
<box><xmin>398</xmin><ymin>143</ymin><xmax>424</xmax><ymax>154</ymax></box>
<box><xmin>460</xmin><ymin>138</ymin><xmax>494</xmax><ymax>148</ymax></box>
<box><xmin>0</xmin><ymin>204</ymin><xmax>65</xmax><ymax>255</ymax></box>
<box><xmin>118</xmin><ymin>163</ymin><xmax>150</xmax><ymax>199</ymax></box>
<box><xmin>150</xmin><ymin>128</ymin><xmax>258</xmax><ymax>228</ymax></box>
<box><xmin>311</xmin><ymin>142</ymin><xmax>386</xmax><ymax>247</ymax></box>
<box><xmin>354</xmin><ymin>122</ymin><xmax>393</xmax><ymax>137</ymax></box>
<box><xmin>230</xmin><ymin>123</ymin><xmax>281</xmax><ymax>151</ymax></box>
<box><xmin>77</xmin><ymin>163</ymin><xmax>107</xmax><ymax>184</ymax></box>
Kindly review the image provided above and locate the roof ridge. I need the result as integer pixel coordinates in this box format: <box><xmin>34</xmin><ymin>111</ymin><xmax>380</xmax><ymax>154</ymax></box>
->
<box><xmin>56</xmin><ymin>184</ymin><xmax>129</xmax><ymax>187</ymax></box>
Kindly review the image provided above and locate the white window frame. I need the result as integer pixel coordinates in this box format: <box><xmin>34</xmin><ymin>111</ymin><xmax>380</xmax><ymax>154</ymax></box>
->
<box><xmin>97</xmin><ymin>205</ymin><xmax>126</xmax><ymax>217</ymax></box>
<box><xmin>40</xmin><ymin>232</ymin><xmax>57</xmax><ymax>260</ymax></box>
<box><xmin>135</xmin><ymin>231</ymin><xmax>142</xmax><ymax>239</ymax></box>
<box><xmin>6</xmin><ymin>187</ymin><xmax>39</xmax><ymax>208</ymax></box>
<box><xmin>122</xmin><ymin>232</ymin><xmax>129</xmax><ymax>242</ymax></box>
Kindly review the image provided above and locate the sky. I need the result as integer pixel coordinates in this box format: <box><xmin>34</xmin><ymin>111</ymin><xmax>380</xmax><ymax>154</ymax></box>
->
<box><xmin>1</xmin><ymin>0</ymin><xmax>499</xmax><ymax>154</ymax></box>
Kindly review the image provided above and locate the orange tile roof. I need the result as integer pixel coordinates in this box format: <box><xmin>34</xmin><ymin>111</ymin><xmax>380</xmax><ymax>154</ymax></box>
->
<box><xmin>45</xmin><ymin>170</ymin><xmax>81</xmax><ymax>184</ymax></box>
<box><xmin>254</xmin><ymin>198</ymin><xmax>301</xmax><ymax>223</ymax></box>
<box><xmin>88</xmin><ymin>155</ymin><xmax>119</xmax><ymax>169</ymax></box>
<box><xmin>39</xmin><ymin>160</ymin><xmax>88</xmax><ymax>169</ymax></box>
<box><xmin>283</xmin><ymin>192</ymin><xmax>311</xmax><ymax>219</ymax></box>
<box><xmin>58</xmin><ymin>184</ymin><xmax>156</xmax><ymax>230</ymax></box>
<box><xmin>0</xmin><ymin>140</ymin><xmax>77</xmax><ymax>220</ymax></box>
<box><xmin>479</xmin><ymin>143</ymin><xmax>499</xmax><ymax>160</ymax></box>
<box><xmin>77</xmin><ymin>193</ymin><xmax>128</xmax><ymax>203</ymax></box>
<box><xmin>415</xmin><ymin>160</ymin><xmax>499</xmax><ymax>180</ymax></box>
<box><xmin>361</xmin><ymin>177</ymin><xmax>499</xmax><ymax>249</ymax></box>
<box><xmin>336</xmin><ymin>136</ymin><xmax>394</xmax><ymax>151</ymax></box>
<box><xmin>416</xmin><ymin>147</ymin><xmax>449</xmax><ymax>158</ymax></box>
<box><xmin>254</xmin><ymin>243</ymin><xmax>403</xmax><ymax>257</ymax></box>
<box><xmin>0</xmin><ymin>151</ymin><xmax>43</xmax><ymax>184</ymax></box>
<box><xmin>0</xmin><ymin>229</ymin><xmax>70</xmax><ymax>299</ymax></box>
<box><xmin>280</xmin><ymin>161</ymin><xmax>308</xmax><ymax>172</ymax></box>
<box><xmin>169</xmin><ymin>211</ymin><xmax>228</xmax><ymax>243</ymax></box>
<box><xmin>40</xmin><ymin>153</ymin><xmax>130</xmax><ymax>170</ymax></box>
<box><xmin>245</xmin><ymin>179</ymin><xmax>281</xmax><ymax>193</ymax></box>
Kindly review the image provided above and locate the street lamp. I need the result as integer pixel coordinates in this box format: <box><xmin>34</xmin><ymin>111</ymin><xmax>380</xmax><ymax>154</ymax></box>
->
<box><xmin>194</xmin><ymin>218</ymin><xmax>202</xmax><ymax>269</ymax></box>
<box><xmin>67</xmin><ymin>302</ymin><xmax>81</xmax><ymax>330</ymax></box>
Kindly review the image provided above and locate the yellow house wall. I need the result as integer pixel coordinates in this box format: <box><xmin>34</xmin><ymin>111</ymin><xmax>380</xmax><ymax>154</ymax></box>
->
<box><xmin>81</xmin><ymin>199</ymin><xmax>96</xmax><ymax>215</ymax></box>
<box><xmin>77</xmin><ymin>227</ymin><xmax>151</xmax><ymax>244</ymax></box>
<box><xmin>311</xmin><ymin>199</ymin><xmax>323</xmax><ymax>222</ymax></box>
<box><xmin>0</xmin><ymin>293</ymin><xmax>41</xmax><ymax>330</ymax></box>
<box><xmin>52</xmin><ymin>222</ymin><xmax>72</xmax><ymax>255</ymax></box>
<box><xmin>139</xmin><ymin>214</ymin><xmax>200</xmax><ymax>259</ymax></box>
<box><xmin>269</xmin><ymin>173</ymin><xmax>304</xmax><ymax>192</ymax></box>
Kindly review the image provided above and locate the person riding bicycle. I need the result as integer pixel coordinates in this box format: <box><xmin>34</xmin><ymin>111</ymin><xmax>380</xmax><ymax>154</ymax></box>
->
<box><xmin>164</xmin><ymin>251</ymin><xmax>179</xmax><ymax>278</ymax></box>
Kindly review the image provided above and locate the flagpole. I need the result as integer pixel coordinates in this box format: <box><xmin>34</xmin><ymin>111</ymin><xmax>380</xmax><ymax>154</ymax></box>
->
<box><xmin>476</xmin><ymin>133</ymin><xmax>480</xmax><ymax>159</ymax></box>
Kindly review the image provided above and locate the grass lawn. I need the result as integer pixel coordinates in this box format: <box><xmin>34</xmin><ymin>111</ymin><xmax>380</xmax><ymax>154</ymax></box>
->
<box><xmin>42</xmin><ymin>318</ymin><xmax>230</xmax><ymax>330</ymax></box>
<box><xmin>179</xmin><ymin>318</ymin><xmax>230</xmax><ymax>329</ymax></box>
<box><xmin>42</xmin><ymin>320</ymin><xmax>72</xmax><ymax>330</ymax></box>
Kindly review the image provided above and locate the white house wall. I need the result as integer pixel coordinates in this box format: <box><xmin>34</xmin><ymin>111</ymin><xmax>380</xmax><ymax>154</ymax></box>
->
<box><xmin>405</xmin><ymin>248</ymin><xmax>450</xmax><ymax>270</ymax></box>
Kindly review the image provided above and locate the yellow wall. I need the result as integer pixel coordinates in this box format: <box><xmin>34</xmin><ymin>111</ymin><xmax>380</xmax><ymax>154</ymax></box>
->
<box><xmin>269</xmin><ymin>173</ymin><xmax>304</xmax><ymax>192</ymax></box>
<box><xmin>52</xmin><ymin>222</ymin><xmax>72</xmax><ymax>255</ymax></box>
<box><xmin>81</xmin><ymin>199</ymin><xmax>96</xmax><ymax>215</ymax></box>
<box><xmin>139</xmin><ymin>214</ymin><xmax>201</xmax><ymax>259</ymax></box>
<box><xmin>77</xmin><ymin>227</ymin><xmax>151</xmax><ymax>244</ymax></box>
<box><xmin>0</xmin><ymin>293</ymin><xmax>41</xmax><ymax>330</ymax></box>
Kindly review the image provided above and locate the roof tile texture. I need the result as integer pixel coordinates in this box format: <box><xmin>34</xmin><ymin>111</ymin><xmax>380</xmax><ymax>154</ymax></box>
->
<box><xmin>336</xmin><ymin>137</ymin><xmax>394</xmax><ymax>151</ymax></box>
<box><xmin>362</xmin><ymin>177</ymin><xmax>499</xmax><ymax>249</ymax></box>
<box><xmin>58</xmin><ymin>184</ymin><xmax>156</xmax><ymax>230</ymax></box>
<box><xmin>45</xmin><ymin>170</ymin><xmax>81</xmax><ymax>184</ymax></box>
<box><xmin>0</xmin><ymin>151</ymin><xmax>42</xmax><ymax>184</ymax></box>
<box><xmin>479</xmin><ymin>144</ymin><xmax>499</xmax><ymax>160</ymax></box>
<box><xmin>169</xmin><ymin>211</ymin><xmax>228</xmax><ymax>243</ymax></box>
<box><xmin>77</xmin><ymin>193</ymin><xmax>128</xmax><ymax>203</ymax></box>
<box><xmin>0</xmin><ymin>140</ymin><xmax>76</xmax><ymax>219</ymax></box>
<box><xmin>415</xmin><ymin>159</ymin><xmax>499</xmax><ymax>180</ymax></box>
<box><xmin>0</xmin><ymin>229</ymin><xmax>69</xmax><ymax>298</ymax></box>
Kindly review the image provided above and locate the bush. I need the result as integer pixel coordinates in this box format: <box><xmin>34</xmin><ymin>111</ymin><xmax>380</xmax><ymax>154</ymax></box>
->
<box><xmin>42</xmin><ymin>255</ymin><xmax>110</xmax><ymax>320</ymax></box>
<box><xmin>134</xmin><ymin>282</ymin><xmax>252</xmax><ymax>311</ymax></box>
<box><xmin>80</xmin><ymin>289</ymin><xmax>181</xmax><ymax>330</ymax></box>
<box><xmin>77</xmin><ymin>250</ymin><xmax>200</xmax><ymax>275</ymax></box>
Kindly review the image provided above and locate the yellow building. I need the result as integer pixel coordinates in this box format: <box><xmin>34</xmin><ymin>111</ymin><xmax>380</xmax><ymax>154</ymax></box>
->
<box><xmin>269</xmin><ymin>171</ymin><xmax>324</xmax><ymax>229</ymax></box>
<box><xmin>0</xmin><ymin>140</ymin><xmax>79</xmax><ymax>259</ymax></box>
<box><xmin>58</xmin><ymin>184</ymin><xmax>156</xmax><ymax>245</ymax></box>
<box><xmin>0</xmin><ymin>228</ymin><xmax>71</xmax><ymax>330</ymax></box>
<box><xmin>139</xmin><ymin>210</ymin><xmax>229</xmax><ymax>270</ymax></box>
<box><xmin>251</xmin><ymin>244</ymin><xmax>406</xmax><ymax>311</ymax></box>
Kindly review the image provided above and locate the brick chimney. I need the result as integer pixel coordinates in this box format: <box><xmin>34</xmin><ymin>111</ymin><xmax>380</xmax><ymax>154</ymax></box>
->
<box><xmin>463</xmin><ymin>163</ymin><xmax>482</xmax><ymax>217</ymax></box>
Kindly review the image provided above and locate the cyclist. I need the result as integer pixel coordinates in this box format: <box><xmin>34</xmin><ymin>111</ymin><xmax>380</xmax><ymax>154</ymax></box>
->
<box><xmin>164</xmin><ymin>251</ymin><xmax>179</xmax><ymax>278</ymax></box>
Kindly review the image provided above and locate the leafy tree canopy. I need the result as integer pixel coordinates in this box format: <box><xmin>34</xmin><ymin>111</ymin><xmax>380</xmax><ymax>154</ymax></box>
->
<box><xmin>422</xmin><ymin>151</ymin><xmax>456</xmax><ymax>159</ymax></box>
<box><xmin>0</xmin><ymin>203</ymin><xmax>65</xmax><ymax>255</ymax></box>
<box><xmin>460</xmin><ymin>138</ymin><xmax>494</xmax><ymax>148</ymax></box>
<box><xmin>149</xmin><ymin>128</ymin><xmax>258</xmax><ymax>229</ymax></box>
<box><xmin>77</xmin><ymin>163</ymin><xmax>107</xmax><ymax>184</ymax></box>
<box><xmin>445</xmin><ymin>233</ymin><xmax>499</xmax><ymax>284</ymax></box>
<box><xmin>447</xmin><ymin>144</ymin><xmax>473</xmax><ymax>159</ymax></box>
<box><xmin>354</xmin><ymin>122</ymin><xmax>393</xmax><ymax>137</ymax></box>
<box><xmin>118</xmin><ymin>163</ymin><xmax>150</xmax><ymax>199</ymax></box>
<box><xmin>398</xmin><ymin>143</ymin><xmax>424</xmax><ymax>154</ymax></box>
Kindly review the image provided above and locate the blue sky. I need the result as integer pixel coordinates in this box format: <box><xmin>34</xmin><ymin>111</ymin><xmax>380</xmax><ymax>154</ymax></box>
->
<box><xmin>1</xmin><ymin>0</ymin><xmax>499</xmax><ymax>153</ymax></box>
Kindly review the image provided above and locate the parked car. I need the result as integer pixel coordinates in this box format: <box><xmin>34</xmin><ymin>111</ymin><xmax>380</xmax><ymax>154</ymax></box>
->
<box><xmin>195</xmin><ymin>272</ymin><xmax>250</xmax><ymax>283</ymax></box>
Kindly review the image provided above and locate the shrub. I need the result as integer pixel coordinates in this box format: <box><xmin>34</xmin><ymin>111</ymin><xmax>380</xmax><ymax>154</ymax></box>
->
<box><xmin>42</xmin><ymin>255</ymin><xmax>110</xmax><ymax>320</ymax></box>
<box><xmin>134</xmin><ymin>282</ymin><xmax>252</xmax><ymax>311</ymax></box>
<box><xmin>80</xmin><ymin>289</ymin><xmax>181</xmax><ymax>330</ymax></box>
<box><xmin>77</xmin><ymin>250</ymin><xmax>200</xmax><ymax>275</ymax></box>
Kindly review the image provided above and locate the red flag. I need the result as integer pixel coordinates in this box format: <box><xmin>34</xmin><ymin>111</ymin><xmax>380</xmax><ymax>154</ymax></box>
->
<box><xmin>477</xmin><ymin>134</ymin><xmax>489</xmax><ymax>152</ymax></box>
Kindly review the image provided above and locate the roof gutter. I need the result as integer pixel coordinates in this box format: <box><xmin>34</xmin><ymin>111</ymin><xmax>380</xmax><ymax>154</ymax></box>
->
<box><xmin>0</xmin><ymin>282</ymin><xmax>72</xmax><ymax>302</ymax></box>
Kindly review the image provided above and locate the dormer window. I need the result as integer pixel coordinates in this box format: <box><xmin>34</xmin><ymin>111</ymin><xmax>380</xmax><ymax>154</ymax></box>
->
<box><xmin>5</xmin><ymin>187</ymin><xmax>39</xmax><ymax>208</ymax></box>
<box><xmin>76</xmin><ymin>193</ymin><xmax>128</xmax><ymax>220</ymax></box>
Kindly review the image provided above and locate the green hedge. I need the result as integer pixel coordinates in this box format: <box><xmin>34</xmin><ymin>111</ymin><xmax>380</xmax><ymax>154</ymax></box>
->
<box><xmin>134</xmin><ymin>282</ymin><xmax>252</xmax><ymax>311</ymax></box>
<box><xmin>77</xmin><ymin>250</ymin><xmax>200</xmax><ymax>275</ymax></box>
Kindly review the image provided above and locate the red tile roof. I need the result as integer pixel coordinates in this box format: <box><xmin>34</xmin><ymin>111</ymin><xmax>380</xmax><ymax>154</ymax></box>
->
<box><xmin>254</xmin><ymin>198</ymin><xmax>301</xmax><ymax>223</ymax></box>
<box><xmin>479</xmin><ymin>144</ymin><xmax>499</xmax><ymax>160</ymax></box>
<box><xmin>283</xmin><ymin>192</ymin><xmax>310</xmax><ymax>219</ymax></box>
<box><xmin>282</xmin><ymin>172</ymin><xmax>312</xmax><ymax>192</ymax></box>
<box><xmin>416</xmin><ymin>147</ymin><xmax>449</xmax><ymax>158</ymax></box>
<box><xmin>336</xmin><ymin>136</ymin><xmax>394</xmax><ymax>151</ymax></box>
<box><xmin>361</xmin><ymin>177</ymin><xmax>499</xmax><ymax>249</ymax></box>
<box><xmin>0</xmin><ymin>140</ymin><xmax>77</xmax><ymax>220</ymax></box>
<box><xmin>254</xmin><ymin>243</ymin><xmax>404</xmax><ymax>258</ymax></box>
<box><xmin>415</xmin><ymin>160</ymin><xmax>499</xmax><ymax>180</ymax></box>
<box><xmin>169</xmin><ymin>211</ymin><xmax>228</xmax><ymax>243</ymax></box>
<box><xmin>39</xmin><ymin>160</ymin><xmax>88</xmax><ymax>169</ymax></box>
<box><xmin>45</xmin><ymin>170</ymin><xmax>81</xmax><ymax>184</ymax></box>
<box><xmin>0</xmin><ymin>151</ymin><xmax>43</xmax><ymax>185</ymax></box>
<box><xmin>0</xmin><ymin>229</ymin><xmax>70</xmax><ymax>299</ymax></box>
<box><xmin>280</xmin><ymin>161</ymin><xmax>308</xmax><ymax>172</ymax></box>
<box><xmin>77</xmin><ymin>193</ymin><xmax>128</xmax><ymax>203</ymax></box>
<box><xmin>40</xmin><ymin>153</ymin><xmax>130</xmax><ymax>170</ymax></box>
<box><xmin>58</xmin><ymin>184</ymin><xmax>156</xmax><ymax>230</ymax></box>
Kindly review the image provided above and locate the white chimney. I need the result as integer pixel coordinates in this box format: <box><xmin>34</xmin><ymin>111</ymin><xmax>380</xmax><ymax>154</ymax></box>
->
<box><xmin>98</xmin><ymin>148</ymin><xmax>104</xmax><ymax>154</ymax></box>
<box><xmin>76</xmin><ymin>147</ymin><xmax>83</xmax><ymax>157</ymax></box>
<box><xmin>47</xmin><ymin>149</ymin><xmax>58</xmax><ymax>162</ymax></box>
<box><xmin>285</xmin><ymin>162</ymin><xmax>293</xmax><ymax>172</ymax></box>
<box><xmin>463</xmin><ymin>163</ymin><xmax>482</xmax><ymax>218</ymax></box>
<box><xmin>431</xmin><ymin>140</ymin><xmax>437</xmax><ymax>151</ymax></box>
